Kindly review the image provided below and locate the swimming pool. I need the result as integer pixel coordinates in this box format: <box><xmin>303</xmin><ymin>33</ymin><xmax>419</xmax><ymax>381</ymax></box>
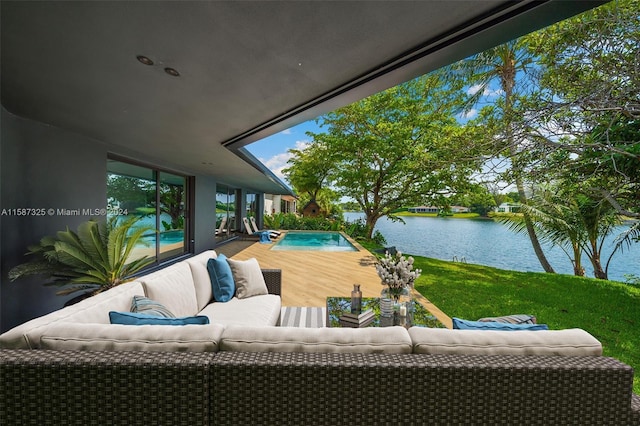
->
<box><xmin>271</xmin><ymin>231</ymin><xmax>358</xmax><ymax>252</ymax></box>
<box><xmin>137</xmin><ymin>230</ymin><xmax>184</xmax><ymax>247</ymax></box>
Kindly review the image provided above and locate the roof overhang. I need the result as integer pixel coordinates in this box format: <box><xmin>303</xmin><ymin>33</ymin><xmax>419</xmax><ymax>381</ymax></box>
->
<box><xmin>1</xmin><ymin>1</ymin><xmax>607</xmax><ymax>195</ymax></box>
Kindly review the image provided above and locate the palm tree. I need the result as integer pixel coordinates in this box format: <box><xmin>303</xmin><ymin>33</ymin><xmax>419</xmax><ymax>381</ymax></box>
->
<box><xmin>9</xmin><ymin>216</ymin><xmax>155</xmax><ymax>297</ymax></box>
<box><xmin>498</xmin><ymin>184</ymin><xmax>624</xmax><ymax>279</ymax></box>
<box><xmin>451</xmin><ymin>39</ymin><xmax>555</xmax><ymax>273</ymax></box>
<box><xmin>498</xmin><ymin>187</ymin><xmax>585</xmax><ymax>276</ymax></box>
<box><xmin>576</xmin><ymin>195</ymin><xmax>622</xmax><ymax>280</ymax></box>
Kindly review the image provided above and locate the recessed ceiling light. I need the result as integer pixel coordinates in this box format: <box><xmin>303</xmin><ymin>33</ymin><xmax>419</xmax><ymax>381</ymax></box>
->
<box><xmin>164</xmin><ymin>67</ymin><xmax>180</xmax><ymax>77</ymax></box>
<box><xmin>136</xmin><ymin>55</ymin><xmax>154</xmax><ymax>66</ymax></box>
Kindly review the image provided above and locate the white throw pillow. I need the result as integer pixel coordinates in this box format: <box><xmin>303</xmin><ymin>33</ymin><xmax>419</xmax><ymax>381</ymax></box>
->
<box><xmin>226</xmin><ymin>257</ymin><xmax>268</xmax><ymax>299</ymax></box>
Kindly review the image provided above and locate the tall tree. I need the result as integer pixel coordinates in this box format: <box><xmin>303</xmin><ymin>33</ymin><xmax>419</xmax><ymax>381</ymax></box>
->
<box><xmin>500</xmin><ymin>181</ymin><xmax>624</xmax><ymax>280</ymax></box>
<box><xmin>522</xmin><ymin>0</ymin><xmax>640</xmax><ymax>218</ymax></box>
<box><xmin>451</xmin><ymin>40</ymin><xmax>556</xmax><ymax>273</ymax></box>
<box><xmin>457</xmin><ymin>184</ymin><xmax>497</xmax><ymax>217</ymax></box>
<box><xmin>159</xmin><ymin>183</ymin><xmax>184</xmax><ymax>230</ymax></box>
<box><xmin>302</xmin><ymin>73</ymin><xmax>479</xmax><ymax>238</ymax></box>
<box><xmin>284</xmin><ymin>142</ymin><xmax>336</xmax><ymax>204</ymax></box>
<box><xmin>498</xmin><ymin>185</ymin><xmax>587</xmax><ymax>276</ymax></box>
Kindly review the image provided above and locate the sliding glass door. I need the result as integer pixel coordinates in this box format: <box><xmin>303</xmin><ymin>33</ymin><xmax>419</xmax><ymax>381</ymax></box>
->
<box><xmin>107</xmin><ymin>158</ymin><xmax>190</xmax><ymax>264</ymax></box>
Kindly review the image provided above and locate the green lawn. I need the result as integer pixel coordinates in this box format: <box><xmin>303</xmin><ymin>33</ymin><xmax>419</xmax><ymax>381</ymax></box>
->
<box><xmin>410</xmin><ymin>255</ymin><xmax>640</xmax><ymax>394</ymax></box>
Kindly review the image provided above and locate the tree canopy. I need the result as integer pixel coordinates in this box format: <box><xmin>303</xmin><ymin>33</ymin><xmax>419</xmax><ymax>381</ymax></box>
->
<box><xmin>285</xmin><ymin>72</ymin><xmax>482</xmax><ymax>237</ymax></box>
<box><xmin>281</xmin><ymin>0</ymin><xmax>638</xmax><ymax>278</ymax></box>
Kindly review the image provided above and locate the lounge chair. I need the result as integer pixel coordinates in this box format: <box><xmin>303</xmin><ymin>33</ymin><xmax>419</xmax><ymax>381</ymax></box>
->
<box><xmin>241</xmin><ymin>217</ymin><xmax>272</xmax><ymax>243</ymax></box>
<box><xmin>249</xmin><ymin>216</ymin><xmax>281</xmax><ymax>239</ymax></box>
<box><xmin>215</xmin><ymin>216</ymin><xmax>227</xmax><ymax>236</ymax></box>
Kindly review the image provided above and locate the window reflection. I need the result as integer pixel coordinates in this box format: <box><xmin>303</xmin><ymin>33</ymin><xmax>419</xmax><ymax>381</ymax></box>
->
<box><xmin>107</xmin><ymin>159</ymin><xmax>189</xmax><ymax>264</ymax></box>
<box><xmin>216</xmin><ymin>186</ymin><xmax>236</xmax><ymax>241</ymax></box>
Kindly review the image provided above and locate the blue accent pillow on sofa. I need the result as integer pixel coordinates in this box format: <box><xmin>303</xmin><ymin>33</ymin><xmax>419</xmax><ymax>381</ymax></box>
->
<box><xmin>109</xmin><ymin>311</ymin><xmax>210</xmax><ymax>326</ymax></box>
<box><xmin>207</xmin><ymin>254</ymin><xmax>236</xmax><ymax>302</ymax></box>
<box><xmin>452</xmin><ymin>317</ymin><xmax>549</xmax><ymax>331</ymax></box>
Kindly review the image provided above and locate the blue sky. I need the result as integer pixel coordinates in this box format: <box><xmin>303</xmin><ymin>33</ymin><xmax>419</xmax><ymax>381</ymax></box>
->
<box><xmin>245</xmin><ymin>120</ymin><xmax>323</xmax><ymax>183</ymax></box>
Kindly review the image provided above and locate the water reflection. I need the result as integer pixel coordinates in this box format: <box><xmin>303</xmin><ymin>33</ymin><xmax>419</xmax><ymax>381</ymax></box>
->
<box><xmin>345</xmin><ymin>213</ymin><xmax>640</xmax><ymax>282</ymax></box>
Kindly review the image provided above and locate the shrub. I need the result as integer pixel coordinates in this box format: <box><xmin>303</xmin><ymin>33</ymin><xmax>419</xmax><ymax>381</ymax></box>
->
<box><xmin>264</xmin><ymin>214</ymin><xmax>387</xmax><ymax>246</ymax></box>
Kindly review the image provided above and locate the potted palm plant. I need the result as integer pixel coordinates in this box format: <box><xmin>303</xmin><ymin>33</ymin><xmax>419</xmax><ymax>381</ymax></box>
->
<box><xmin>9</xmin><ymin>216</ymin><xmax>155</xmax><ymax>302</ymax></box>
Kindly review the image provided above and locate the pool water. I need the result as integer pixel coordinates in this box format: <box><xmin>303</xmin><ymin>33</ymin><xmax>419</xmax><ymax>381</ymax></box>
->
<box><xmin>271</xmin><ymin>231</ymin><xmax>357</xmax><ymax>252</ymax></box>
<box><xmin>137</xmin><ymin>230</ymin><xmax>184</xmax><ymax>247</ymax></box>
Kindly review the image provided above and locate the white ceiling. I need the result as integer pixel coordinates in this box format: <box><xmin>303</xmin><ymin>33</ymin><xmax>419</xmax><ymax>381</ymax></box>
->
<box><xmin>0</xmin><ymin>1</ymin><xmax>604</xmax><ymax>194</ymax></box>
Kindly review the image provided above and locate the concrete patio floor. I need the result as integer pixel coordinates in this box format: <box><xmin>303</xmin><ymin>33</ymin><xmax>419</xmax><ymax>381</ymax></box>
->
<box><xmin>215</xmin><ymin>234</ymin><xmax>452</xmax><ymax>328</ymax></box>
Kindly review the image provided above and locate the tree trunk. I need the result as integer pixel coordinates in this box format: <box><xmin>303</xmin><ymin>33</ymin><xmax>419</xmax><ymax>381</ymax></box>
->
<box><xmin>365</xmin><ymin>214</ymin><xmax>379</xmax><ymax>240</ymax></box>
<box><xmin>517</xmin><ymin>180</ymin><xmax>556</xmax><ymax>273</ymax></box>
<box><xmin>502</xmin><ymin>53</ymin><xmax>555</xmax><ymax>274</ymax></box>
<box><xmin>588</xmin><ymin>241</ymin><xmax>608</xmax><ymax>279</ymax></box>
<box><xmin>572</xmin><ymin>242</ymin><xmax>585</xmax><ymax>276</ymax></box>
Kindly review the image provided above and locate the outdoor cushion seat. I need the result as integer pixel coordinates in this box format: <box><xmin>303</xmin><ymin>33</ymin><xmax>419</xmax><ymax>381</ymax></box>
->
<box><xmin>0</xmin><ymin>281</ymin><xmax>146</xmax><ymax>349</ymax></box>
<box><xmin>409</xmin><ymin>327</ymin><xmax>603</xmax><ymax>357</ymax></box>
<box><xmin>198</xmin><ymin>294</ymin><xmax>281</xmax><ymax>327</ymax></box>
<box><xmin>36</xmin><ymin>322</ymin><xmax>224</xmax><ymax>352</ymax></box>
<box><xmin>220</xmin><ymin>324</ymin><xmax>413</xmax><ymax>354</ymax></box>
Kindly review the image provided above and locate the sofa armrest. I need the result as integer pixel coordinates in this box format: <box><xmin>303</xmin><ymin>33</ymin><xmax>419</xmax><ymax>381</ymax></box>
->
<box><xmin>632</xmin><ymin>393</ymin><xmax>640</xmax><ymax>425</ymax></box>
<box><xmin>261</xmin><ymin>269</ymin><xmax>281</xmax><ymax>296</ymax></box>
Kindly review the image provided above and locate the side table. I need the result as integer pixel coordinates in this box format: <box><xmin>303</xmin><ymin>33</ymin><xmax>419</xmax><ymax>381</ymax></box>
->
<box><xmin>326</xmin><ymin>296</ymin><xmax>444</xmax><ymax>328</ymax></box>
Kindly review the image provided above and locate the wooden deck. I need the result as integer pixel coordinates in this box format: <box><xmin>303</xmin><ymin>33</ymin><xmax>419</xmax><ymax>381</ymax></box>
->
<box><xmin>216</xmin><ymin>233</ymin><xmax>452</xmax><ymax>328</ymax></box>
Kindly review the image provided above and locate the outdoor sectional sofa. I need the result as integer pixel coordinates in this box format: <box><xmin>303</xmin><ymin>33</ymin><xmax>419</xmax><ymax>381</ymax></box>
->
<box><xmin>1</xmin><ymin>250</ymin><xmax>639</xmax><ymax>425</ymax></box>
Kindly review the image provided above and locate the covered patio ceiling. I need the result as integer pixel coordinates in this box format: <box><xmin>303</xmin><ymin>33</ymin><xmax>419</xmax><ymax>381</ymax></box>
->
<box><xmin>0</xmin><ymin>1</ymin><xmax>605</xmax><ymax>194</ymax></box>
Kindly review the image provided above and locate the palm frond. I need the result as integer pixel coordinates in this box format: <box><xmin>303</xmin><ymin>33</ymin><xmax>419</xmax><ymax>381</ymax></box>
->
<box><xmin>55</xmin><ymin>285</ymin><xmax>98</xmax><ymax>296</ymax></box>
<box><xmin>53</xmin><ymin>240</ymin><xmax>103</xmax><ymax>272</ymax></box>
<box><xmin>613</xmin><ymin>222</ymin><xmax>640</xmax><ymax>254</ymax></box>
<box><xmin>8</xmin><ymin>261</ymin><xmax>56</xmax><ymax>281</ymax></box>
<box><xmin>120</xmin><ymin>255</ymin><xmax>155</xmax><ymax>279</ymax></box>
<box><xmin>10</xmin><ymin>217</ymin><xmax>157</xmax><ymax>296</ymax></box>
<box><xmin>117</xmin><ymin>223</ymin><xmax>155</xmax><ymax>270</ymax></box>
<box><xmin>77</xmin><ymin>220</ymin><xmax>109</xmax><ymax>265</ymax></box>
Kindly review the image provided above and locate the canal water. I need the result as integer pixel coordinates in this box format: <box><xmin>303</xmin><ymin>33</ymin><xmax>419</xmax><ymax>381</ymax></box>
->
<box><xmin>344</xmin><ymin>212</ymin><xmax>640</xmax><ymax>283</ymax></box>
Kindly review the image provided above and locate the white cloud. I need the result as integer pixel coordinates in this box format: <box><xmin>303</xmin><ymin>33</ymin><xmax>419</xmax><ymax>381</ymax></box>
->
<box><xmin>259</xmin><ymin>140</ymin><xmax>310</xmax><ymax>182</ymax></box>
<box><xmin>467</xmin><ymin>84</ymin><xmax>483</xmax><ymax>96</ymax></box>
<box><xmin>458</xmin><ymin>108</ymin><xmax>478</xmax><ymax>120</ymax></box>
<box><xmin>467</xmin><ymin>84</ymin><xmax>504</xmax><ymax>97</ymax></box>
<box><xmin>483</xmin><ymin>87</ymin><xmax>504</xmax><ymax>97</ymax></box>
<box><xmin>281</xmin><ymin>129</ymin><xmax>292</xmax><ymax>135</ymax></box>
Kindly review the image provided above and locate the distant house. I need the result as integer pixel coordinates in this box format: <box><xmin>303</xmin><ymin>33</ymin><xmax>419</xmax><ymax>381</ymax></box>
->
<box><xmin>408</xmin><ymin>205</ymin><xmax>470</xmax><ymax>214</ymax></box>
<box><xmin>408</xmin><ymin>206</ymin><xmax>439</xmax><ymax>213</ymax></box>
<box><xmin>264</xmin><ymin>194</ymin><xmax>297</xmax><ymax>215</ymax></box>
<box><xmin>496</xmin><ymin>203</ymin><xmax>520</xmax><ymax>213</ymax></box>
<box><xmin>450</xmin><ymin>206</ymin><xmax>470</xmax><ymax>213</ymax></box>
<box><xmin>302</xmin><ymin>200</ymin><xmax>321</xmax><ymax>217</ymax></box>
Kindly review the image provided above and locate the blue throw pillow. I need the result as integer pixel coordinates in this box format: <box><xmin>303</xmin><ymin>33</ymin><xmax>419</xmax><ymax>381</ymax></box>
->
<box><xmin>109</xmin><ymin>311</ymin><xmax>210</xmax><ymax>326</ymax></box>
<box><xmin>207</xmin><ymin>254</ymin><xmax>235</xmax><ymax>302</ymax></box>
<box><xmin>452</xmin><ymin>317</ymin><xmax>549</xmax><ymax>331</ymax></box>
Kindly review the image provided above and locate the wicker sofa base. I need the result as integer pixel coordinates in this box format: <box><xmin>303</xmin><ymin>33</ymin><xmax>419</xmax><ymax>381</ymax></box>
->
<box><xmin>1</xmin><ymin>349</ymin><xmax>638</xmax><ymax>426</ymax></box>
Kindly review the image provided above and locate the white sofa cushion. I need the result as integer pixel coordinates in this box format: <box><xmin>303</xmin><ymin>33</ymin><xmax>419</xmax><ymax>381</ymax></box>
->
<box><xmin>226</xmin><ymin>257</ymin><xmax>268</xmax><ymax>299</ymax></box>
<box><xmin>37</xmin><ymin>322</ymin><xmax>224</xmax><ymax>352</ymax></box>
<box><xmin>220</xmin><ymin>325</ymin><xmax>413</xmax><ymax>354</ymax></box>
<box><xmin>409</xmin><ymin>327</ymin><xmax>602</xmax><ymax>357</ymax></box>
<box><xmin>0</xmin><ymin>281</ymin><xmax>145</xmax><ymax>349</ymax></box>
<box><xmin>198</xmin><ymin>294</ymin><xmax>281</xmax><ymax>327</ymax></box>
<box><xmin>185</xmin><ymin>250</ymin><xmax>217</xmax><ymax>311</ymax></box>
<box><xmin>140</xmin><ymin>262</ymin><xmax>198</xmax><ymax>317</ymax></box>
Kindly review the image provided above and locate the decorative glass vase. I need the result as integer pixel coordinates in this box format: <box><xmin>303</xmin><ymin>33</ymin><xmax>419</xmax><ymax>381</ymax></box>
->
<box><xmin>380</xmin><ymin>285</ymin><xmax>411</xmax><ymax>317</ymax></box>
<box><xmin>379</xmin><ymin>288</ymin><xmax>395</xmax><ymax>317</ymax></box>
<box><xmin>351</xmin><ymin>284</ymin><xmax>362</xmax><ymax>314</ymax></box>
